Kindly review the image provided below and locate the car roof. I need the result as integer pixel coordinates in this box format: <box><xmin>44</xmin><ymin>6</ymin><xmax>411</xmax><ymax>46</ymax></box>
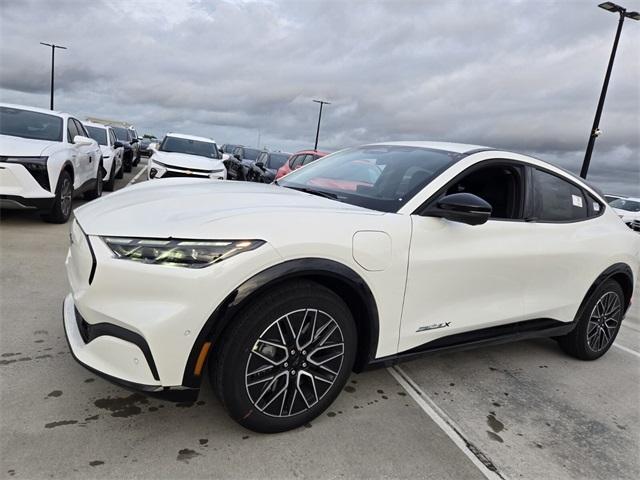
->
<box><xmin>82</xmin><ymin>121</ymin><xmax>110</xmax><ymax>130</ymax></box>
<box><xmin>294</xmin><ymin>149</ymin><xmax>329</xmax><ymax>156</ymax></box>
<box><xmin>166</xmin><ymin>132</ymin><xmax>216</xmax><ymax>143</ymax></box>
<box><xmin>0</xmin><ymin>102</ymin><xmax>71</xmax><ymax>119</ymax></box>
<box><xmin>367</xmin><ymin>141</ymin><xmax>489</xmax><ymax>154</ymax></box>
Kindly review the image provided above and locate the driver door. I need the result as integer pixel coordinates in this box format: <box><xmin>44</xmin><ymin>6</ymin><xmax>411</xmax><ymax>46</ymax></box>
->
<box><xmin>398</xmin><ymin>160</ymin><xmax>536</xmax><ymax>352</ymax></box>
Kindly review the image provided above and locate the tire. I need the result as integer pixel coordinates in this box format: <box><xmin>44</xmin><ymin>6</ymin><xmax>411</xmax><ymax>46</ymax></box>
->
<box><xmin>83</xmin><ymin>162</ymin><xmax>103</xmax><ymax>200</ymax></box>
<box><xmin>557</xmin><ymin>279</ymin><xmax>625</xmax><ymax>360</ymax></box>
<box><xmin>42</xmin><ymin>170</ymin><xmax>73</xmax><ymax>223</ymax></box>
<box><xmin>210</xmin><ymin>280</ymin><xmax>357</xmax><ymax>433</ymax></box>
<box><xmin>124</xmin><ymin>152</ymin><xmax>133</xmax><ymax>173</ymax></box>
<box><xmin>104</xmin><ymin>161</ymin><xmax>117</xmax><ymax>191</ymax></box>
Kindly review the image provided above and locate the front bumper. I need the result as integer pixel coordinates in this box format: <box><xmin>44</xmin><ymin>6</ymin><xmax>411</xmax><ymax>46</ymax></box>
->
<box><xmin>63</xmin><ymin>294</ymin><xmax>199</xmax><ymax>402</ymax></box>
<box><xmin>147</xmin><ymin>159</ymin><xmax>226</xmax><ymax>181</ymax></box>
<box><xmin>0</xmin><ymin>163</ymin><xmax>54</xmax><ymax>208</ymax></box>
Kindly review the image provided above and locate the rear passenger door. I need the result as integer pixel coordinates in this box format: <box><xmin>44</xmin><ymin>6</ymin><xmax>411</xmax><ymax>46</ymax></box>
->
<box><xmin>72</xmin><ymin>119</ymin><xmax>94</xmax><ymax>184</ymax></box>
<box><xmin>523</xmin><ymin>167</ymin><xmax>607</xmax><ymax>324</ymax></box>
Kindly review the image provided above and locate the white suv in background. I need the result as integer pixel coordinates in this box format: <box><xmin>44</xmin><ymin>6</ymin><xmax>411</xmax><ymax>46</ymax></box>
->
<box><xmin>83</xmin><ymin>121</ymin><xmax>124</xmax><ymax>191</ymax></box>
<box><xmin>148</xmin><ymin>133</ymin><xmax>226</xmax><ymax>180</ymax></box>
<box><xmin>0</xmin><ymin>103</ymin><xmax>104</xmax><ymax>223</ymax></box>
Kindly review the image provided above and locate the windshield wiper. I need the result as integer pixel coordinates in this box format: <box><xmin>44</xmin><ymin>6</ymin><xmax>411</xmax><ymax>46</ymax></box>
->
<box><xmin>283</xmin><ymin>186</ymin><xmax>339</xmax><ymax>200</ymax></box>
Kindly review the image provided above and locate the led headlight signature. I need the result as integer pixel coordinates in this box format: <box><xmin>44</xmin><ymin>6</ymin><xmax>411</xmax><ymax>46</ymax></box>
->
<box><xmin>102</xmin><ymin>237</ymin><xmax>264</xmax><ymax>268</ymax></box>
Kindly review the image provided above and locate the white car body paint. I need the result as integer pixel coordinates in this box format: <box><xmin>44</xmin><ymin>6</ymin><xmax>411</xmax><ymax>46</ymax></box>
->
<box><xmin>63</xmin><ymin>142</ymin><xmax>640</xmax><ymax>392</ymax></box>
<box><xmin>147</xmin><ymin>132</ymin><xmax>226</xmax><ymax>181</ymax></box>
<box><xmin>0</xmin><ymin>103</ymin><xmax>102</xmax><ymax>209</ymax></box>
<box><xmin>82</xmin><ymin>122</ymin><xmax>123</xmax><ymax>182</ymax></box>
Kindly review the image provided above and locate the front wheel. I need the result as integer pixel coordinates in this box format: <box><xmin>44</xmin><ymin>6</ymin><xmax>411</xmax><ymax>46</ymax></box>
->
<box><xmin>211</xmin><ymin>281</ymin><xmax>356</xmax><ymax>433</ymax></box>
<box><xmin>557</xmin><ymin>280</ymin><xmax>625</xmax><ymax>360</ymax></box>
<box><xmin>104</xmin><ymin>161</ymin><xmax>116</xmax><ymax>191</ymax></box>
<box><xmin>42</xmin><ymin>170</ymin><xmax>73</xmax><ymax>223</ymax></box>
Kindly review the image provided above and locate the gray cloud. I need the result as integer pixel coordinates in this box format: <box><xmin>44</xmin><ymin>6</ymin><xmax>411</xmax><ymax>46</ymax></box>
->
<box><xmin>1</xmin><ymin>0</ymin><xmax>638</xmax><ymax>195</ymax></box>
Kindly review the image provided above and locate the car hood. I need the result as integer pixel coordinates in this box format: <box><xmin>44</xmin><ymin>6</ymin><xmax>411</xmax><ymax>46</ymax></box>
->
<box><xmin>152</xmin><ymin>151</ymin><xmax>224</xmax><ymax>170</ymax></box>
<box><xmin>613</xmin><ymin>208</ymin><xmax>640</xmax><ymax>220</ymax></box>
<box><xmin>0</xmin><ymin>134</ymin><xmax>61</xmax><ymax>156</ymax></box>
<box><xmin>74</xmin><ymin>179</ymin><xmax>379</xmax><ymax>237</ymax></box>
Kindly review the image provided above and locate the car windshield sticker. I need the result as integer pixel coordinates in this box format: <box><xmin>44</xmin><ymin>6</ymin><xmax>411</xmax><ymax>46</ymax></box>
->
<box><xmin>572</xmin><ymin>194</ymin><xmax>583</xmax><ymax>208</ymax></box>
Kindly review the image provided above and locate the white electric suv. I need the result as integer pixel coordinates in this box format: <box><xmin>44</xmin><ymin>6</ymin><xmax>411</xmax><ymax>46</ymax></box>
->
<box><xmin>609</xmin><ymin>197</ymin><xmax>640</xmax><ymax>230</ymax></box>
<box><xmin>0</xmin><ymin>103</ymin><xmax>104</xmax><ymax>223</ymax></box>
<box><xmin>147</xmin><ymin>133</ymin><xmax>226</xmax><ymax>180</ymax></box>
<box><xmin>63</xmin><ymin>142</ymin><xmax>639</xmax><ymax>432</ymax></box>
<box><xmin>83</xmin><ymin>122</ymin><xmax>124</xmax><ymax>191</ymax></box>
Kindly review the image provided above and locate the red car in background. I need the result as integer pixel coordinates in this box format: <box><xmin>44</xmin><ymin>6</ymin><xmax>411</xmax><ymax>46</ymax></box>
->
<box><xmin>274</xmin><ymin>149</ymin><xmax>328</xmax><ymax>180</ymax></box>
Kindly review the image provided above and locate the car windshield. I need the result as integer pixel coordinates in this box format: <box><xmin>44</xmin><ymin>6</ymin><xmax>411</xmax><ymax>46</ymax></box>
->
<box><xmin>112</xmin><ymin>126</ymin><xmax>130</xmax><ymax>142</ymax></box>
<box><xmin>85</xmin><ymin>126</ymin><xmax>108</xmax><ymax>146</ymax></box>
<box><xmin>160</xmin><ymin>136</ymin><xmax>218</xmax><ymax>159</ymax></box>
<box><xmin>610</xmin><ymin>198</ymin><xmax>640</xmax><ymax>212</ymax></box>
<box><xmin>267</xmin><ymin>153</ymin><xmax>290</xmax><ymax>170</ymax></box>
<box><xmin>242</xmin><ymin>148</ymin><xmax>261</xmax><ymax>161</ymax></box>
<box><xmin>0</xmin><ymin>106</ymin><xmax>63</xmax><ymax>142</ymax></box>
<box><xmin>278</xmin><ymin>145</ymin><xmax>462</xmax><ymax>212</ymax></box>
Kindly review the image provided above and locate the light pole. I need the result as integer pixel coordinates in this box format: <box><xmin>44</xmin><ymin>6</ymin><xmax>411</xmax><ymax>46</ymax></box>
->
<box><xmin>580</xmin><ymin>2</ymin><xmax>639</xmax><ymax>179</ymax></box>
<box><xmin>39</xmin><ymin>42</ymin><xmax>67</xmax><ymax>110</ymax></box>
<box><xmin>313</xmin><ymin>99</ymin><xmax>330</xmax><ymax>151</ymax></box>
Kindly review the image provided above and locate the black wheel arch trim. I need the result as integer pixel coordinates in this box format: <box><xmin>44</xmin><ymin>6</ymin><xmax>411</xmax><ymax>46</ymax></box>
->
<box><xmin>181</xmin><ymin>258</ymin><xmax>380</xmax><ymax>388</ymax></box>
<box><xmin>576</xmin><ymin>262</ymin><xmax>634</xmax><ymax>319</ymax></box>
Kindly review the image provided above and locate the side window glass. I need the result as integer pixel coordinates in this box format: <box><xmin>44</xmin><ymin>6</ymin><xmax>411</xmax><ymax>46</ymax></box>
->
<box><xmin>67</xmin><ymin>119</ymin><xmax>78</xmax><ymax>143</ymax></box>
<box><xmin>74</xmin><ymin>119</ymin><xmax>88</xmax><ymax>137</ymax></box>
<box><xmin>533</xmin><ymin>169</ymin><xmax>587</xmax><ymax>222</ymax></box>
<box><xmin>586</xmin><ymin>192</ymin><xmax>603</xmax><ymax>218</ymax></box>
<box><xmin>301</xmin><ymin>154</ymin><xmax>315</xmax><ymax>166</ymax></box>
<box><xmin>290</xmin><ymin>155</ymin><xmax>301</xmax><ymax>168</ymax></box>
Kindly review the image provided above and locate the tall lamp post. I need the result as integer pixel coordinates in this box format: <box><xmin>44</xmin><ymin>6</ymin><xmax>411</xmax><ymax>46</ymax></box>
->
<box><xmin>313</xmin><ymin>99</ymin><xmax>330</xmax><ymax>150</ymax></box>
<box><xmin>580</xmin><ymin>2</ymin><xmax>639</xmax><ymax>179</ymax></box>
<box><xmin>39</xmin><ymin>42</ymin><xmax>67</xmax><ymax>110</ymax></box>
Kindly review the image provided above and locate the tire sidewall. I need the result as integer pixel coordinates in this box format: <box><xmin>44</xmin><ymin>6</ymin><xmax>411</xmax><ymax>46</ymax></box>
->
<box><xmin>220</xmin><ymin>286</ymin><xmax>357</xmax><ymax>433</ymax></box>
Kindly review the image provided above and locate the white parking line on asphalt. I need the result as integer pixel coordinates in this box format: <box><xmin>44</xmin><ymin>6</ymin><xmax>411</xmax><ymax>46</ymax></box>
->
<box><xmin>621</xmin><ymin>322</ymin><xmax>640</xmax><ymax>333</ymax></box>
<box><xmin>613</xmin><ymin>343</ymin><xmax>640</xmax><ymax>359</ymax></box>
<box><xmin>126</xmin><ymin>164</ymin><xmax>147</xmax><ymax>187</ymax></box>
<box><xmin>388</xmin><ymin>365</ymin><xmax>508</xmax><ymax>480</ymax></box>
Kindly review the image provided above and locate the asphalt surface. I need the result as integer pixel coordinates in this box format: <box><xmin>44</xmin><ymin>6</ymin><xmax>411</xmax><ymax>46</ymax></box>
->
<box><xmin>1</xmin><ymin>159</ymin><xmax>638</xmax><ymax>480</ymax></box>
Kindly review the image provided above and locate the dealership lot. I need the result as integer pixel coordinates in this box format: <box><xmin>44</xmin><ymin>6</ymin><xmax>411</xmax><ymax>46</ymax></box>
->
<box><xmin>1</xmin><ymin>160</ymin><xmax>639</xmax><ymax>480</ymax></box>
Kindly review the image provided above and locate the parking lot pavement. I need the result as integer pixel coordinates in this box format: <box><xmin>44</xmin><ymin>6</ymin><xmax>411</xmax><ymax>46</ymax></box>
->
<box><xmin>1</xmin><ymin>165</ymin><xmax>638</xmax><ymax>480</ymax></box>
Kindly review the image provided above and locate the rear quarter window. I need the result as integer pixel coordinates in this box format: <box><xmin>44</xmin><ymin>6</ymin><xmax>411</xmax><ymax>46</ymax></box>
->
<box><xmin>533</xmin><ymin>169</ymin><xmax>588</xmax><ymax>222</ymax></box>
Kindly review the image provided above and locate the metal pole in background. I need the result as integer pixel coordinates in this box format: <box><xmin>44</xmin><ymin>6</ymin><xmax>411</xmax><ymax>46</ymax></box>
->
<box><xmin>313</xmin><ymin>99</ymin><xmax>330</xmax><ymax>151</ymax></box>
<box><xmin>40</xmin><ymin>42</ymin><xmax>67</xmax><ymax>110</ymax></box>
<box><xmin>580</xmin><ymin>2</ymin><xmax>639</xmax><ymax>179</ymax></box>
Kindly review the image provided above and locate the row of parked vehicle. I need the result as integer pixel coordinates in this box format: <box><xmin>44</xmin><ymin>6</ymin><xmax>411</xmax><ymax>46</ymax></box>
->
<box><xmin>0</xmin><ymin>102</ymin><xmax>144</xmax><ymax>223</ymax></box>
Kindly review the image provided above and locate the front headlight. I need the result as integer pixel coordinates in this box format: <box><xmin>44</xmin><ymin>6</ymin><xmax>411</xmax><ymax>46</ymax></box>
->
<box><xmin>102</xmin><ymin>237</ymin><xmax>264</xmax><ymax>268</ymax></box>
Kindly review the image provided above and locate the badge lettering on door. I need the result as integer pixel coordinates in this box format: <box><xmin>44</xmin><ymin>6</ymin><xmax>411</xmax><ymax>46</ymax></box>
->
<box><xmin>416</xmin><ymin>322</ymin><xmax>451</xmax><ymax>332</ymax></box>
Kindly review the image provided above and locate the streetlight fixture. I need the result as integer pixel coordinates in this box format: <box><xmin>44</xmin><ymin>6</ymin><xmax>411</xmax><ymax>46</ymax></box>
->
<box><xmin>39</xmin><ymin>42</ymin><xmax>67</xmax><ymax>110</ymax></box>
<box><xmin>312</xmin><ymin>99</ymin><xmax>330</xmax><ymax>151</ymax></box>
<box><xmin>580</xmin><ymin>2</ymin><xmax>639</xmax><ymax>179</ymax></box>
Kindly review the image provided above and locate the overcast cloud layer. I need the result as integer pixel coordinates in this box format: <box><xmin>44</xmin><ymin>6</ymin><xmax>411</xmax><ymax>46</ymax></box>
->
<box><xmin>1</xmin><ymin>0</ymin><xmax>638</xmax><ymax>195</ymax></box>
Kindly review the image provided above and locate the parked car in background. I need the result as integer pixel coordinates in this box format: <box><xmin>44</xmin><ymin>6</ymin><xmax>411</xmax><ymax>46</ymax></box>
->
<box><xmin>147</xmin><ymin>133</ymin><xmax>226</xmax><ymax>180</ymax></box>
<box><xmin>111</xmin><ymin>126</ymin><xmax>136</xmax><ymax>173</ymax></box>
<box><xmin>128</xmin><ymin>127</ymin><xmax>141</xmax><ymax>165</ymax></box>
<box><xmin>83</xmin><ymin>122</ymin><xmax>124</xmax><ymax>191</ymax></box>
<box><xmin>64</xmin><ymin>141</ymin><xmax>639</xmax><ymax>433</ymax></box>
<box><xmin>0</xmin><ymin>103</ymin><xmax>103</xmax><ymax>223</ymax></box>
<box><xmin>275</xmin><ymin>149</ymin><xmax>328</xmax><ymax>180</ymax></box>
<box><xmin>609</xmin><ymin>197</ymin><xmax>640</xmax><ymax>229</ymax></box>
<box><xmin>224</xmin><ymin>146</ymin><xmax>262</xmax><ymax>181</ymax></box>
<box><xmin>247</xmin><ymin>151</ymin><xmax>291</xmax><ymax>183</ymax></box>
<box><xmin>605</xmin><ymin>194</ymin><xmax>627</xmax><ymax>203</ymax></box>
<box><xmin>139</xmin><ymin>137</ymin><xmax>157</xmax><ymax>157</ymax></box>
<box><xmin>220</xmin><ymin>143</ymin><xmax>243</xmax><ymax>155</ymax></box>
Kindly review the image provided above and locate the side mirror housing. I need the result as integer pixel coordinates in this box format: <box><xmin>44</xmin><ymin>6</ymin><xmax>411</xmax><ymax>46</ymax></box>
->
<box><xmin>255</xmin><ymin>161</ymin><xmax>264</xmax><ymax>169</ymax></box>
<box><xmin>233</xmin><ymin>153</ymin><xmax>241</xmax><ymax>160</ymax></box>
<box><xmin>131</xmin><ymin>138</ymin><xmax>139</xmax><ymax>143</ymax></box>
<box><xmin>424</xmin><ymin>193</ymin><xmax>492</xmax><ymax>226</ymax></box>
<box><xmin>73</xmin><ymin>135</ymin><xmax>94</xmax><ymax>146</ymax></box>
<box><xmin>114</xmin><ymin>141</ymin><xmax>124</xmax><ymax>148</ymax></box>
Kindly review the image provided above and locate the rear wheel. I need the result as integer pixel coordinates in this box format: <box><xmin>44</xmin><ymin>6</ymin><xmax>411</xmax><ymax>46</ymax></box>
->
<box><xmin>557</xmin><ymin>280</ymin><xmax>624</xmax><ymax>360</ymax></box>
<box><xmin>84</xmin><ymin>162</ymin><xmax>103</xmax><ymax>200</ymax></box>
<box><xmin>211</xmin><ymin>281</ymin><xmax>356</xmax><ymax>433</ymax></box>
<box><xmin>42</xmin><ymin>170</ymin><xmax>73</xmax><ymax>223</ymax></box>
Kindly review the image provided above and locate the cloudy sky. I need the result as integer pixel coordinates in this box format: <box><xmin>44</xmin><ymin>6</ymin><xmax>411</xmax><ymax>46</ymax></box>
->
<box><xmin>1</xmin><ymin>0</ymin><xmax>638</xmax><ymax>195</ymax></box>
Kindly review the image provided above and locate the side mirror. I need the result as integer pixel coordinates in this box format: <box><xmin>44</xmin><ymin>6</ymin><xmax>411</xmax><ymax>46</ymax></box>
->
<box><xmin>73</xmin><ymin>135</ymin><xmax>94</xmax><ymax>146</ymax></box>
<box><xmin>131</xmin><ymin>138</ymin><xmax>139</xmax><ymax>143</ymax></box>
<box><xmin>425</xmin><ymin>193</ymin><xmax>492</xmax><ymax>226</ymax></box>
<box><xmin>114</xmin><ymin>141</ymin><xmax>124</xmax><ymax>148</ymax></box>
<box><xmin>255</xmin><ymin>161</ymin><xmax>264</xmax><ymax>169</ymax></box>
<box><xmin>233</xmin><ymin>153</ymin><xmax>241</xmax><ymax>160</ymax></box>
